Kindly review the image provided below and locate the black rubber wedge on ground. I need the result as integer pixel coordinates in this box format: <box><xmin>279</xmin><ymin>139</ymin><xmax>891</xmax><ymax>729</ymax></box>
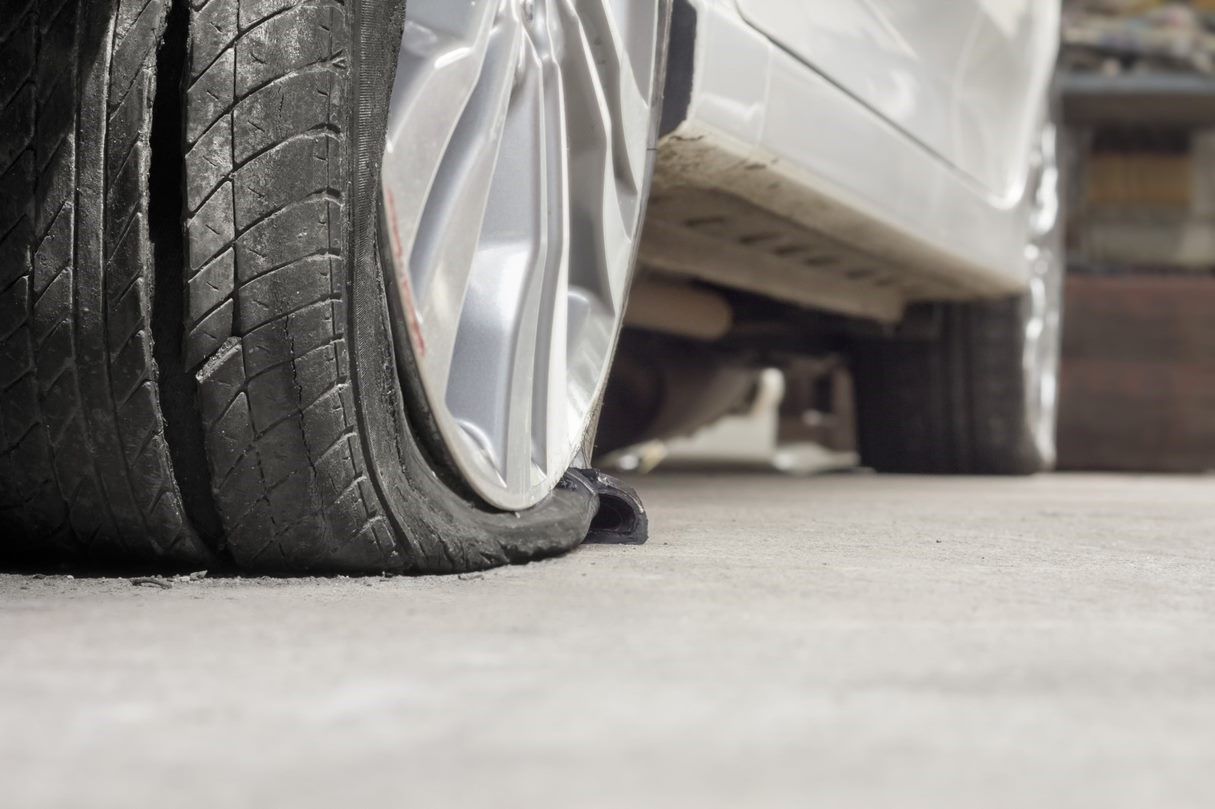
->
<box><xmin>0</xmin><ymin>0</ymin><xmax>214</xmax><ymax>566</ymax></box>
<box><xmin>180</xmin><ymin>0</ymin><xmax>606</xmax><ymax>573</ymax></box>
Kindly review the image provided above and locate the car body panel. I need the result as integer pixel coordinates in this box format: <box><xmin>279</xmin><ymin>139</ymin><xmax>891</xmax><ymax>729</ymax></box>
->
<box><xmin>646</xmin><ymin>0</ymin><xmax>1059</xmax><ymax>316</ymax></box>
<box><xmin>734</xmin><ymin>0</ymin><xmax>1059</xmax><ymax>197</ymax></box>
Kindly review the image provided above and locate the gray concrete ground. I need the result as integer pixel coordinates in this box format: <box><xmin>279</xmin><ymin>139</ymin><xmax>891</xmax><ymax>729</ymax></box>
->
<box><xmin>2</xmin><ymin>472</ymin><xmax>1214</xmax><ymax>809</ymax></box>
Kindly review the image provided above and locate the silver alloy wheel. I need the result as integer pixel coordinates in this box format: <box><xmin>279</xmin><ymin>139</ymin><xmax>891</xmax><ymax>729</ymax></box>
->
<box><xmin>1022</xmin><ymin>118</ymin><xmax>1064</xmax><ymax>466</ymax></box>
<box><xmin>380</xmin><ymin>0</ymin><xmax>662</xmax><ymax>510</ymax></box>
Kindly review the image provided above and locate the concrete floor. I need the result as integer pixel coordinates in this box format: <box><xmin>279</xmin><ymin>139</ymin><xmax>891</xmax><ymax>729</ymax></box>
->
<box><xmin>2</xmin><ymin>472</ymin><xmax>1214</xmax><ymax>808</ymax></box>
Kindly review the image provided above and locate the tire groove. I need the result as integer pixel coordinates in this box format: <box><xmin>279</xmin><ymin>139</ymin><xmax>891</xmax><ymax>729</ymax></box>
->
<box><xmin>68</xmin><ymin>3</ymin><xmax>134</xmax><ymax>556</ymax></box>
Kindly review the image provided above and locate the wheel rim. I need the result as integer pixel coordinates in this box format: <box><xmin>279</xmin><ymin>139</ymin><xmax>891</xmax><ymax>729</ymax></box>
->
<box><xmin>1023</xmin><ymin>119</ymin><xmax>1063</xmax><ymax>466</ymax></box>
<box><xmin>379</xmin><ymin>0</ymin><xmax>661</xmax><ymax>510</ymax></box>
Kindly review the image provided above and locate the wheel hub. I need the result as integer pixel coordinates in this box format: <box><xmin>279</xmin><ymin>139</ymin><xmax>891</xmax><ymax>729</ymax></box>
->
<box><xmin>380</xmin><ymin>0</ymin><xmax>661</xmax><ymax>510</ymax></box>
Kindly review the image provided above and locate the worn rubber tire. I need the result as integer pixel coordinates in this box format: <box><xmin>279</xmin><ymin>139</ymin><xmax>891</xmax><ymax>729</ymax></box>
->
<box><xmin>852</xmin><ymin>296</ymin><xmax>1056</xmax><ymax>475</ymax></box>
<box><xmin>0</xmin><ymin>0</ymin><xmax>212</xmax><ymax>566</ymax></box>
<box><xmin>178</xmin><ymin>0</ymin><xmax>641</xmax><ymax>572</ymax></box>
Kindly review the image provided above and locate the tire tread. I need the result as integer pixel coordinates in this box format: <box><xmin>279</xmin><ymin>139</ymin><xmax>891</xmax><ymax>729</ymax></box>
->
<box><xmin>853</xmin><ymin>299</ymin><xmax>1046</xmax><ymax>475</ymax></box>
<box><xmin>0</xmin><ymin>0</ymin><xmax>211</xmax><ymax>564</ymax></box>
<box><xmin>184</xmin><ymin>0</ymin><xmax>388</xmax><ymax>569</ymax></box>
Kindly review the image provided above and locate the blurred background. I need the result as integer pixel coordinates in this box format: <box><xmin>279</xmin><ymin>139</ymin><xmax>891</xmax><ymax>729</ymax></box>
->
<box><xmin>604</xmin><ymin>0</ymin><xmax>1215</xmax><ymax>478</ymax></box>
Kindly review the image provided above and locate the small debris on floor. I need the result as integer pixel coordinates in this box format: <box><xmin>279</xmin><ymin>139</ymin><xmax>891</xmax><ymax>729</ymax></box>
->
<box><xmin>130</xmin><ymin>577</ymin><xmax>172</xmax><ymax>590</ymax></box>
<box><xmin>173</xmin><ymin>571</ymin><xmax>208</xmax><ymax>583</ymax></box>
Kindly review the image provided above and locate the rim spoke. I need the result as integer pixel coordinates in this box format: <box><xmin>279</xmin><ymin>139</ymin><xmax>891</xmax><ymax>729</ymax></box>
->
<box><xmin>446</xmin><ymin>25</ymin><xmax>550</xmax><ymax>481</ymax></box>
<box><xmin>381</xmin><ymin>1</ymin><xmax>499</xmax><ymax>274</ymax></box>
<box><xmin>500</xmin><ymin>36</ymin><xmax>552</xmax><ymax>490</ymax></box>
<box><xmin>600</xmin><ymin>0</ymin><xmax>660</xmax><ymax>94</ymax></box>
<box><xmin>569</xmin><ymin>0</ymin><xmax>652</xmax><ymax>196</ymax></box>
<box><xmin>559</xmin><ymin>0</ymin><xmax>634</xmax><ymax>314</ymax></box>
<box><xmin>532</xmin><ymin>19</ymin><xmax>571</xmax><ymax>476</ymax></box>
<box><xmin>411</xmin><ymin>14</ymin><xmax>524</xmax><ymax>392</ymax></box>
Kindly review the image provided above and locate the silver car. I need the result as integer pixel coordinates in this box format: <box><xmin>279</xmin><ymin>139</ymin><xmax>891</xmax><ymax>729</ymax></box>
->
<box><xmin>0</xmin><ymin>0</ymin><xmax>1061</xmax><ymax>572</ymax></box>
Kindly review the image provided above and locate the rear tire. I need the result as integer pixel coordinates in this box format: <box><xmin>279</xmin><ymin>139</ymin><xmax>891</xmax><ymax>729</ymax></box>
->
<box><xmin>852</xmin><ymin>296</ymin><xmax>1058</xmax><ymax>475</ymax></box>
